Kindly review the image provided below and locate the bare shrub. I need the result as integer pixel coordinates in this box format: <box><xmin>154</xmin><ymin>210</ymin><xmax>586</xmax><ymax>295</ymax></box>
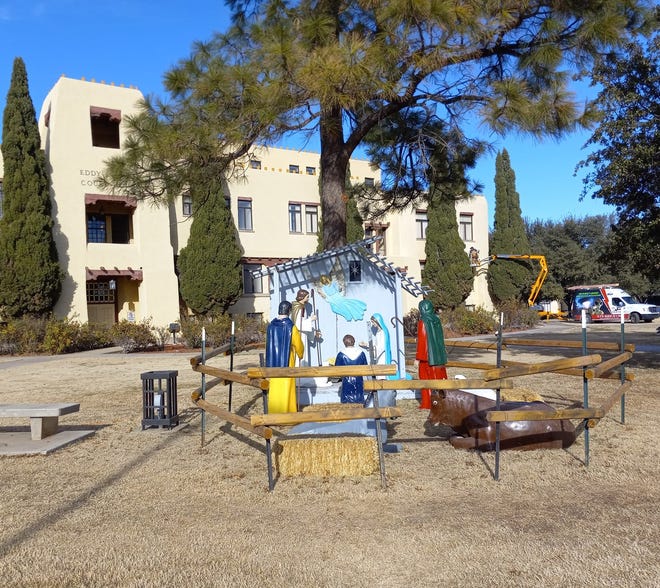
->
<box><xmin>110</xmin><ymin>319</ymin><xmax>158</xmax><ymax>353</ymax></box>
<box><xmin>443</xmin><ymin>306</ymin><xmax>498</xmax><ymax>336</ymax></box>
<box><xmin>180</xmin><ymin>314</ymin><xmax>266</xmax><ymax>349</ymax></box>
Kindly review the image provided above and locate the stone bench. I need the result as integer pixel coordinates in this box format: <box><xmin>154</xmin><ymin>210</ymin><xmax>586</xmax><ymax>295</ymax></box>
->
<box><xmin>0</xmin><ymin>403</ymin><xmax>80</xmax><ymax>440</ymax></box>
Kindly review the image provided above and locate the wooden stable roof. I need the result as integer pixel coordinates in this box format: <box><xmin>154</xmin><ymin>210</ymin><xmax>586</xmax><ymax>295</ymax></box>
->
<box><xmin>250</xmin><ymin>237</ymin><xmax>429</xmax><ymax>298</ymax></box>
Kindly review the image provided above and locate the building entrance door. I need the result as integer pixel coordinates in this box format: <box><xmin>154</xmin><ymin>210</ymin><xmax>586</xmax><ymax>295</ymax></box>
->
<box><xmin>88</xmin><ymin>303</ymin><xmax>115</xmax><ymax>325</ymax></box>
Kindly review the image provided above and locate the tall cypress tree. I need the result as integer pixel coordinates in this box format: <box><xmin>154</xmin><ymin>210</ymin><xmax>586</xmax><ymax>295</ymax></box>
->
<box><xmin>0</xmin><ymin>58</ymin><xmax>61</xmax><ymax>318</ymax></box>
<box><xmin>414</xmin><ymin>121</ymin><xmax>479</xmax><ymax>310</ymax></box>
<box><xmin>424</xmin><ymin>192</ymin><xmax>474</xmax><ymax>310</ymax></box>
<box><xmin>177</xmin><ymin>180</ymin><xmax>243</xmax><ymax>316</ymax></box>
<box><xmin>487</xmin><ymin>149</ymin><xmax>533</xmax><ymax>304</ymax></box>
<box><xmin>346</xmin><ymin>194</ymin><xmax>364</xmax><ymax>244</ymax></box>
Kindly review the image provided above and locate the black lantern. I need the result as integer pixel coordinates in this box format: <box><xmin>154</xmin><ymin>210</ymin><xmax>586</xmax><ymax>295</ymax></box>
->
<box><xmin>141</xmin><ymin>370</ymin><xmax>179</xmax><ymax>429</ymax></box>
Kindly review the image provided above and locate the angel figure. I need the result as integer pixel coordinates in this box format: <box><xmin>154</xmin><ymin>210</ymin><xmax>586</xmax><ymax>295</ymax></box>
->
<box><xmin>316</xmin><ymin>264</ymin><xmax>367</xmax><ymax>322</ymax></box>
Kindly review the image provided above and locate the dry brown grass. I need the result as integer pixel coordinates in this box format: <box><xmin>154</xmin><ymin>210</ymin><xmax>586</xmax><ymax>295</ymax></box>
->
<box><xmin>0</xmin><ymin>323</ymin><xmax>659</xmax><ymax>587</ymax></box>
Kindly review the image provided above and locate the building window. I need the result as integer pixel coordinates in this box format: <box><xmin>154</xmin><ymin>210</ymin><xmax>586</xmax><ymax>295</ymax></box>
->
<box><xmin>365</xmin><ymin>223</ymin><xmax>387</xmax><ymax>256</ymax></box>
<box><xmin>306</xmin><ymin>166</ymin><xmax>316</xmax><ymax>175</ymax></box>
<box><xmin>249</xmin><ymin>159</ymin><xmax>262</xmax><ymax>170</ymax></box>
<box><xmin>242</xmin><ymin>264</ymin><xmax>263</xmax><ymax>294</ymax></box>
<box><xmin>419</xmin><ymin>260</ymin><xmax>426</xmax><ymax>281</ymax></box>
<box><xmin>90</xmin><ymin>107</ymin><xmax>120</xmax><ymax>148</ymax></box>
<box><xmin>182</xmin><ymin>195</ymin><xmax>193</xmax><ymax>216</ymax></box>
<box><xmin>305</xmin><ymin>205</ymin><xmax>318</xmax><ymax>234</ymax></box>
<box><xmin>87</xmin><ymin>214</ymin><xmax>106</xmax><ymax>243</ymax></box>
<box><xmin>416</xmin><ymin>210</ymin><xmax>428</xmax><ymax>239</ymax></box>
<box><xmin>288</xmin><ymin>164</ymin><xmax>300</xmax><ymax>174</ymax></box>
<box><xmin>86</xmin><ymin>198</ymin><xmax>134</xmax><ymax>244</ymax></box>
<box><xmin>238</xmin><ymin>199</ymin><xmax>253</xmax><ymax>231</ymax></box>
<box><xmin>86</xmin><ymin>213</ymin><xmax>131</xmax><ymax>244</ymax></box>
<box><xmin>459</xmin><ymin>213</ymin><xmax>474</xmax><ymax>242</ymax></box>
<box><xmin>289</xmin><ymin>203</ymin><xmax>302</xmax><ymax>233</ymax></box>
<box><xmin>86</xmin><ymin>281</ymin><xmax>115</xmax><ymax>304</ymax></box>
<box><xmin>111</xmin><ymin>215</ymin><xmax>131</xmax><ymax>242</ymax></box>
<box><xmin>364</xmin><ymin>177</ymin><xmax>375</xmax><ymax>187</ymax></box>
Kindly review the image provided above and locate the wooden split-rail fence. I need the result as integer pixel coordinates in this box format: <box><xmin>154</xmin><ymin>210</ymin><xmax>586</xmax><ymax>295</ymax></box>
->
<box><xmin>189</xmin><ymin>331</ymin><xmax>635</xmax><ymax>488</ymax></box>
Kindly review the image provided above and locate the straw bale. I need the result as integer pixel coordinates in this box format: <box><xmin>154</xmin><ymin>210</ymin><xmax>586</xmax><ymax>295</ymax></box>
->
<box><xmin>301</xmin><ymin>402</ymin><xmax>362</xmax><ymax>412</ymax></box>
<box><xmin>275</xmin><ymin>434</ymin><xmax>378</xmax><ymax>477</ymax></box>
<box><xmin>501</xmin><ymin>388</ymin><xmax>543</xmax><ymax>402</ymax></box>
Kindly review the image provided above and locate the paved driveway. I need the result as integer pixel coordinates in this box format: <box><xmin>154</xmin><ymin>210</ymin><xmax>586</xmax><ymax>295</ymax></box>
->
<box><xmin>462</xmin><ymin>320</ymin><xmax>659</xmax><ymax>370</ymax></box>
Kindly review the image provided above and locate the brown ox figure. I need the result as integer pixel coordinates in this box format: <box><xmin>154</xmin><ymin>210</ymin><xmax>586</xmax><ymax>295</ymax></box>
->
<box><xmin>426</xmin><ymin>389</ymin><xmax>576</xmax><ymax>451</ymax></box>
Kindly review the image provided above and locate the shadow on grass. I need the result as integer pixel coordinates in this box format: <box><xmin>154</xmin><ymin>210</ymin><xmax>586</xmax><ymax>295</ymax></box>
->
<box><xmin>0</xmin><ymin>426</ymin><xmax>183</xmax><ymax>560</ymax></box>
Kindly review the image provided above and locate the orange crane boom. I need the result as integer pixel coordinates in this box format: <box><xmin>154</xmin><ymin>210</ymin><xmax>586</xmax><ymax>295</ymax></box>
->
<box><xmin>475</xmin><ymin>252</ymin><xmax>566</xmax><ymax>317</ymax></box>
<box><xmin>488</xmin><ymin>254</ymin><xmax>548</xmax><ymax>307</ymax></box>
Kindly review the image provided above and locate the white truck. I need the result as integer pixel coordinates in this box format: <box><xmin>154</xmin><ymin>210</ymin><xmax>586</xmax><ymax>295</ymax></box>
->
<box><xmin>567</xmin><ymin>284</ymin><xmax>660</xmax><ymax>323</ymax></box>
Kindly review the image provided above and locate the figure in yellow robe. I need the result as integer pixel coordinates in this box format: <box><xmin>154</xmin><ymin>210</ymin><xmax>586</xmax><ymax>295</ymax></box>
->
<box><xmin>266</xmin><ymin>301</ymin><xmax>304</xmax><ymax>413</ymax></box>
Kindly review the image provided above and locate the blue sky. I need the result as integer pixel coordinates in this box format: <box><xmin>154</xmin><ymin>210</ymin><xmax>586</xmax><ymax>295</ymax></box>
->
<box><xmin>1</xmin><ymin>1</ymin><xmax>617</xmax><ymax>227</ymax></box>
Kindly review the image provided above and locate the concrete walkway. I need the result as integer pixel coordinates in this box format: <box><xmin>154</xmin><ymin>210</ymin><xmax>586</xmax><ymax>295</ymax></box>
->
<box><xmin>0</xmin><ymin>346</ymin><xmax>126</xmax><ymax>370</ymax></box>
<box><xmin>0</xmin><ymin>429</ymin><xmax>95</xmax><ymax>456</ymax></box>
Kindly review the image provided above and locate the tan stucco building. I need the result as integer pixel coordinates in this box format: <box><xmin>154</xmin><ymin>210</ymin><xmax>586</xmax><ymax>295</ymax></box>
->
<box><xmin>0</xmin><ymin>76</ymin><xmax>492</xmax><ymax>327</ymax></box>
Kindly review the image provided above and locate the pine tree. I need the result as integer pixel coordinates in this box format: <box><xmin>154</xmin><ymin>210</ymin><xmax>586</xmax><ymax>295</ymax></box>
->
<box><xmin>0</xmin><ymin>58</ymin><xmax>61</xmax><ymax>318</ymax></box>
<box><xmin>337</xmin><ymin>163</ymin><xmax>364</xmax><ymax>245</ymax></box>
<box><xmin>488</xmin><ymin>149</ymin><xmax>533</xmax><ymax>304</ymax></box>
<box><xmin>578</xmin><ymin>35</ymin><xmax>660</xmax><ymax>289</ymax></box>
<box><xmin>316</xmin><ymin>165</ymin><xmax>364</xmax><ymax>249</ymax></box>
<box><xmin>177</xmin><ymin>181</ymin><xmax>243</xmax><ymax>315</ymax></box>
<box><xmin>424</xmin><ymin>193</ymin><xmax>474</xmax><ymax>310</ymax></box>
<box><xmin>102</xmin><ymin>2</ymin><xmax>649</xmax><ymax>250</ymax></box>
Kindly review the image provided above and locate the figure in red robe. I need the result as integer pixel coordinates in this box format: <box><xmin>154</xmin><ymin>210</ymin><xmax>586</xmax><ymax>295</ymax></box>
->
<box><xmin>416</xmin><ymin>299</ymin><xmax>448</xmax><ymax>409</ymax></box>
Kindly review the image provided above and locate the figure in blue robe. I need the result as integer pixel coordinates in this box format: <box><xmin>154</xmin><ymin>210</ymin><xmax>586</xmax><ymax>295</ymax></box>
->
<box><xmin>334</xmin><ymin>334</ymin><xmax>368</xmax><ymax>404</ymax></box>
<box><xmin>266</xmin><ymin>301</ymin><xmax>303</xmax><ymax>413</ymax></box>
